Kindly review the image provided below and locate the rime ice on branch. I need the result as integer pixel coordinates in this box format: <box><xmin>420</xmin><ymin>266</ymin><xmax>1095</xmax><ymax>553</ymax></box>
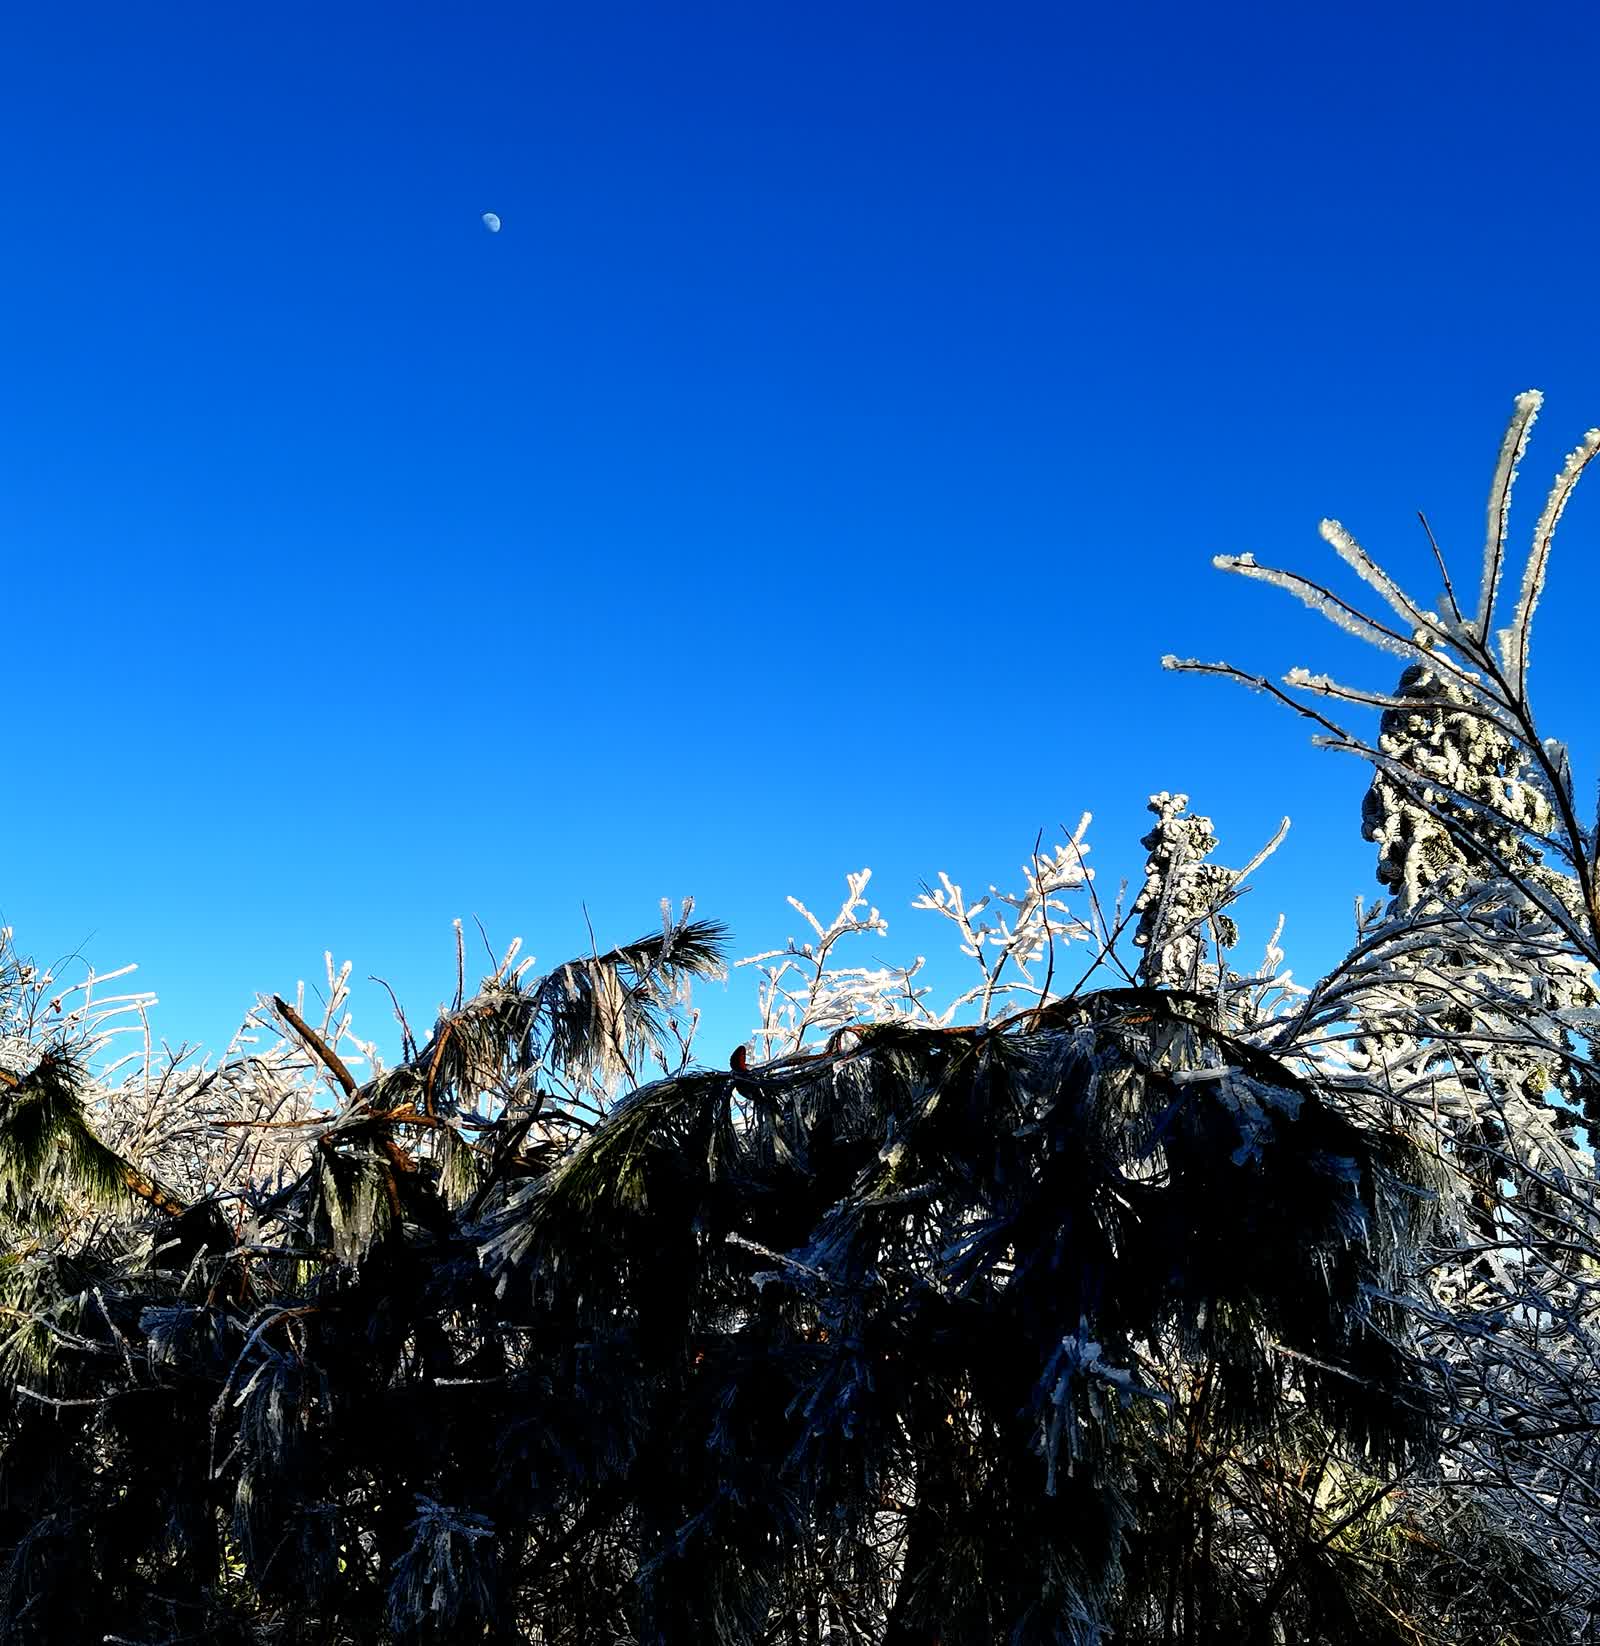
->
<box><xmin>1131</xmin><ymin>791</ymin><xmax>1238</xmax><ymax>990</ymax></box>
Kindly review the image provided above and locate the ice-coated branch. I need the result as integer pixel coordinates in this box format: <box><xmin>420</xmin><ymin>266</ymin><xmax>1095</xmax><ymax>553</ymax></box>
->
<box><xmin>1318</xmin><ymin>517</ymin><xmax>1444</xmax><ymax>641</ymax></box>
<box><xmin>1209</xmin><ymin>553</ymin><xmax>1495</xmax><ymax>688</ymax></box>
<box><xmin>1475</xmin><ymin>388</ymin><xmax>1542</xmax><ymax>642</ymax></box>
<box><xmin>1501</xmin><ymin>424</ymin><xmax>1600</xmax><ymax>691</ymax></box>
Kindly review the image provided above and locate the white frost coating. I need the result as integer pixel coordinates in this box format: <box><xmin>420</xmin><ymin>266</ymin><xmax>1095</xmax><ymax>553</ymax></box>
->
<box><xmin>1319</xmin><ymin>518</ymin><xmax>1440</xmax><ymax>638</ymax></box>
<box><xmin>1474</xmin><ymin>389</ymin><xmax>1542</xmax><ymax>640</ymax></box>
<box><xmin>1165</xmin><ymin>657</ymin><xmax>1281</xmax><ymax>699</ymax></box>
<box><xmin>1283</xmin><ymin>669</ymin><xmax>1521</xmax><ymax>740</ymax></box>
<box><xmin>1501</xmin><ymin>425</ymin><xmax>1600</xmax><ymax>686</ymax></box>
<box><xmin>1132</xmin><ymin>792</ymin><xmax>1240</xmax><ymax>989</ymax></box>
<box><xmin>1214</xmin><ymin>556</ymin><xmax>1460</xmax><ymax>669</ymax></box>
<box><xmin>741</xmin><ymin>828</ymin><xmax>1102</xmax><ymax>1053</ymax></box>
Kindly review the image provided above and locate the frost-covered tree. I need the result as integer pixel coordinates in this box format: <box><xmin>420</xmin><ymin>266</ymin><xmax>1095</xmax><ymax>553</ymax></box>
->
<box><xmin>0</xmin><ymin>826</ymin><xmax>1458</xmax><ymax>1645</ymax></box>
<box><xmin>1130</xmin><ymin>790</ymin><xmax>1239</xmax><ymax>989</ymax></box>
<box><xmin>1360</xmin><ymin>661</ymin><xmax>1555</xmax><ymax>911</ymax></box>
<box><xmin>1173</xmin><ymin>388</ymin><xmax>1600</xmax><ymax>1634</ymax></box>
<box><xmin>8</xmin><ymin>390</ymin><xmax>1600</xmax><ymax>1643</ymax></box>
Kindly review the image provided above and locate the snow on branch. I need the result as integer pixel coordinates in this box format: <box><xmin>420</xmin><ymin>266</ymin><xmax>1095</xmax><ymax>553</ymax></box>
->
<box><xmin>1501</xmin><ymin>423</ymin><xmax>1600</xmax><ymax>691</ymax></box>
<box><xmin>1475</xmin><ymin>388</ymin><xmax>1542</xmax><ymax>643</ymax></box>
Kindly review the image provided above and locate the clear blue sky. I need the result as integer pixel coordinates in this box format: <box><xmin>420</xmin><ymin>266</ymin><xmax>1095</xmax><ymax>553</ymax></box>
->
<box><xmin>5</xmin><ymin>2</ymin><xmax>1600</xmax><ymax>1068</ymax></box>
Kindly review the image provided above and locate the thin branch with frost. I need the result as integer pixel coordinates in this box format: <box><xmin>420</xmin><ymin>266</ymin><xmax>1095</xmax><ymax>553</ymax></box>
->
<box><xmin>738</xmin><ymin>870</ymin><xmax>905</xmax><ymax>1057</ymax></box>
<box><xmin>1502</xmin><ymin>424</ymin><xmax>1600</xmax><ymax>691</ymax></box>
<box><xmin>1173</xmin><ymin>388</ymin><xmax>1600</xmax><ymax>1616</ymax></box>
<box><xmin>1475</xmin><ymin>389</ymin><xmax>1542</xmax><ymax>643</ymax></box>
<box><xmin>1208</xmin><ymin>553</ymin><xmax>1495</xmax><ymax>689</ymax></box>
<box><xmin>1319</xmin><ymin>517</ymin><xmax>1447</xmax><ymax>641</ymax></box>
<box><xmin>738</xmin><ymin>821</ymin><xmax>1116</xmax><ymax>1055</ymax></box>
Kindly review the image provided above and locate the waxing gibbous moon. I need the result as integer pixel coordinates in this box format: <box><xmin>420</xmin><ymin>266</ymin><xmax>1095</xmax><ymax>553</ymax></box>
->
<box><xmin>481</xmin><ymin>212</ymin><xmax>502</xmax><ymax>233</ymax></box>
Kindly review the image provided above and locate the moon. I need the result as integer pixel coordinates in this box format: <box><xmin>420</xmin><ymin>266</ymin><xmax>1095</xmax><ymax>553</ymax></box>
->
<box><xmin>481</xmin><ymin>212</ymin><xmax>501</xmax><ymax>233</ymax></box>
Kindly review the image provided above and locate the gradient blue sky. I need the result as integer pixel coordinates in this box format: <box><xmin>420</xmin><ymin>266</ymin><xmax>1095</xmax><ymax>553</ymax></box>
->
<box><xmin>5</xmin><ymin>3</ymin><xmax>1600</xmax><ymax>1067</ymax></box>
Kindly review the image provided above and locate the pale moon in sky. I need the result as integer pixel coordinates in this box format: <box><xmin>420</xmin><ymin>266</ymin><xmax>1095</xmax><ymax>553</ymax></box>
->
<box><xmin>482</xmin><ymin>212</ymin><xmax>502</xmax><ymax>233</ymax></box>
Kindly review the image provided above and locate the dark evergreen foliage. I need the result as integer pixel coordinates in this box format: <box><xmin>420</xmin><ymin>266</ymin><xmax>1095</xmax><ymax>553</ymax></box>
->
<box><xmin>0</xmin><ymin>968</ymin><xmax>1456</xmax><ymax>1644</ymax></box>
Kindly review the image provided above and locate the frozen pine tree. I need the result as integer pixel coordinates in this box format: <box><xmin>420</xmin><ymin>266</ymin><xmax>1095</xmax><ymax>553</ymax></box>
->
<box><xmin>1362</xmin><ymin>662</ymin><xmax>1555</xmax><ymax>909</ymax></box>
<box><xmin>1130</xmin><ymin>790</ymin><xmax>1239</xmax><ymax>989</ymax></box>
<box><xmin>1173</xmin><ymin>389</ymin><xmax>1600</xmax><ymax>1633</ymax></box>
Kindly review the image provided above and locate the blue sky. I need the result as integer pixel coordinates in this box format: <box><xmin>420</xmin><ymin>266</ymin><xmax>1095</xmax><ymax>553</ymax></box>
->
<box><xmin>5</xmin><ymin>3</ymin><xmax>1600</xmax><ymax>1069</ymax></box>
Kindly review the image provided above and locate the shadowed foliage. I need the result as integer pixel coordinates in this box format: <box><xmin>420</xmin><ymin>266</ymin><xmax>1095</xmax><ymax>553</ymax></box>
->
<box><xmin>0</xmin><ymin>970</ymin><xmax>1466</xmax><ymax>1644</ymax></box>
